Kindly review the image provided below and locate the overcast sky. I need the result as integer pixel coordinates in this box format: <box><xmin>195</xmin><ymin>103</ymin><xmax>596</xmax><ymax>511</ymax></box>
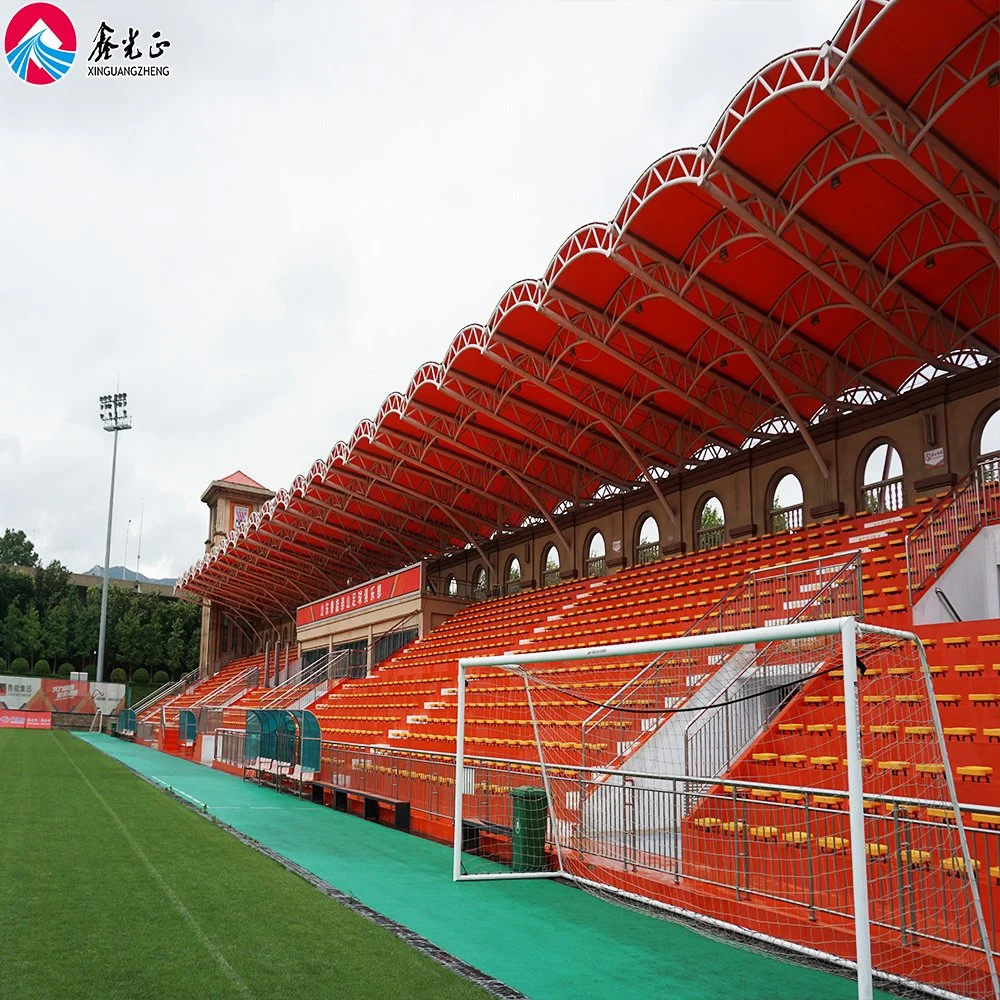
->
<box><xmin>1</xmin><ymin>0</ymin><xmax>850</xmax><ymax>580</ymax></box>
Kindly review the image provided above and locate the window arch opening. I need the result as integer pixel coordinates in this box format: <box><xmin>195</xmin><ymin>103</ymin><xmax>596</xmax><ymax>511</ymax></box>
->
<box><xmin>697</xmin><ymin>496</ymin><xmax>725</xmax><ymax>550</ymax></box>
<box><xmin>635</xmin><ymin>515</ymin><xmax>661</xmax><ymax>565</ymax></box>
<box><xmin>585</xmin><ymin>532</ymin><xmax>606</xmax><ymax>578</ymax></box>
<box><xmin>541</xmin><ymin>545</ymin><xmax>561</xmax><ymax>588</ymax></box>
<box><xmin>861</xmin><ymin>442</ymin><xmax>904</xmax><ymax>513</ymax></box>
<box><xmin>769</xmin><ymin>473</ymin><xmax>804</xmax><ymax>532</ymax></box>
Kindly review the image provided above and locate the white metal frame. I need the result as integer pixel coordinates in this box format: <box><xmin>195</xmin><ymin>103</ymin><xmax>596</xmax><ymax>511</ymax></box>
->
<box><xmin>455</xmin><ymin>617</ymin><xmax>1000</xmax><ymax>1000</ymax></box>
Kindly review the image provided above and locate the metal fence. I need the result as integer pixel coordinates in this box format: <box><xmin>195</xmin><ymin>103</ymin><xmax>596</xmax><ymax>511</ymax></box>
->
<box><xmin>905</xmin><ymin>463</ymin><xmax>1000</xmax><ymax>603</ymax></box>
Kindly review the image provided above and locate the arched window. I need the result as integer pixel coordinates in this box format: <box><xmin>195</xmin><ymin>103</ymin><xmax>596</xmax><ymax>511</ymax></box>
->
<box><xmin>505</xmin><ymin>556</ymin><xmax>522</xmax><ymax>596</ymax></box>
<box><xmin>769</xmin><ymin>472</ymin><xmax>804</xmax><ymax>533</ymax></box>
<box><xmin>585</xmin><ymin>532</ymin><xmax>606</xmax><ymax>578</ymax></box>
<box><xmin>541</xmin><ymin>545</ymin><xmax>561</xmax><ymax>588</ymax></box>
<box><xmin>635</xmin><ymin>514</ymin><xmax>660</xmax><ymax>565</ymax></box>
<box><xmin>860</xmin><ymin>442</ymin><xmax>904</xmax><ymax>513</ymax></box>
<box><xmin>976</xmin><ymin>406</ymin><xmax>1000</xmax><ymax>483</ymax></box>
<box><xmin>696</xmin><ymin>495</ymin><xmax>725</xmax><ymax>550</ymax></box>
<box><xmin>446</xmin><ymin>575</ymin><xmax>458</xmax><ymax>597</ymax></box>
<box><xmin>472</xmin><ymin>566</ymin><xmax>488</xmax><ymax>601</ymax></box>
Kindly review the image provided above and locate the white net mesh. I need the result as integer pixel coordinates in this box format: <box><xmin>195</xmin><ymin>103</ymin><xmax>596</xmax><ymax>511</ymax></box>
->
<box><xmin>455</xmin><ymin>621</ymin><xmax>999</xmax><ymax>1000</ymax></box>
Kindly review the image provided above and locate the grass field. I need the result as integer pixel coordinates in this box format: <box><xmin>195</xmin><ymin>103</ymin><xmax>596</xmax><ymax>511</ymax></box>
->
<box><xmin>0</xmin><ymin>731</ymin><xmax>486</xmax><ymax>1000</ymax></box>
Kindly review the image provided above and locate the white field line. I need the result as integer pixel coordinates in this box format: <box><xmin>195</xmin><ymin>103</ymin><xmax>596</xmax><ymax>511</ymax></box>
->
<box><xmin>54</xmin><ymin>736</ymin><xmax>253</xmax><ymax>998</ymax></box>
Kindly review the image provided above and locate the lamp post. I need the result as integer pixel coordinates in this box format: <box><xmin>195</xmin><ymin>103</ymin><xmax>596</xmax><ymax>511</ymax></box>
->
<box><xmin>96</xmin><ymin>392</ymin><xmax>132</xmax><ymax>684</ymax></box>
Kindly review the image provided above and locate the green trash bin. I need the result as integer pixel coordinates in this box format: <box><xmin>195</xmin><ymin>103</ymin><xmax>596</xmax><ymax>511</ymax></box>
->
<box><xmin>511</xmin><ymin>786</ymin><xmax>549</xmax><ymax>872</ymax></box>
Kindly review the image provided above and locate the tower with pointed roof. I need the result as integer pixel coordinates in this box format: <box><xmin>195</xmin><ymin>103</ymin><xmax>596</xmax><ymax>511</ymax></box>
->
<box><xmin>198</xmin><ymin>472</ymin><xmax>274</xmax><ymax>669</ymax></box>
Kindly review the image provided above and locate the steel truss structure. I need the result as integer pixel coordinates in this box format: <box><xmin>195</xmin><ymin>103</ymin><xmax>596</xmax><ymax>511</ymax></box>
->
<box><xmin>179</xmin><ymin>0</ymin><xmax>999</xmax><ymax>619</ymax></box>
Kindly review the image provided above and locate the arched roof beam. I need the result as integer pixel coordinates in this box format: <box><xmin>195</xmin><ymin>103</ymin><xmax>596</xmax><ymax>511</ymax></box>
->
<box><xmin>824</xmin><ymin>62</ymin><xmax>999</xmax><ymax>265</ymax></box>
<box><xmin>610</xmin><ymin>243</ymin><xmax>841</xmax><ymax>406</ymax></box>
<box><xmin>437</xmin><ymin>367</ymin><xmax>637</xmax><ymax>489</ymax></box>
<box><xmin>246</xmin><ymin>520</ymin><xmax>357</xmax><ymax>584</ymax></box>
<box><xmin>397</xmin><ymin>399</ymin><xmax>578</xmax><ymax>508</ymax></box>
<box><xmin>272</xmin><ymin>494</ymin><xmax>404</xmax><ymax>568</ymax></box>
<box><xmin>332</xmin><ymin>458</ymin><xmax>493</xmax><ymax>543</ymax></box>
<box><xmin>536</xmin><ymin>294</ymin><xmax>758</xmax><ymax>441</ymax></box>
<box><xmin>491</xmin><ymin>332</ymin><xmax>695</xmax><ymax>466</ymax></box>
<box><xmin>702</xmin><ymin>160</ymin><xmax>948</xmax><ymax>367</ymax></box>
<box><xmin>605</xmin><ymin>246</ymin><xmax>832</xmax><ymax>471</ymax></box>
<box><xmin>403</xmin><ymin>375</ymin><xmax>599</xmax><ymax>491</ymax></box>
<box><xmin>643</xmin><ymin>217</ymin><xmax>895</xmax><ymax>396</ymax></box>
<box><xmin>231</xmin><ymin>540</ymin><xmax>334</xmax><ymax>597</ymax></box>
<box><xmin>306</xmin><ymin>481</ymin><xmax>440</xmax><ymax>560</ymax></box>
<box><xmin>353</xmin><ymin>428</ymin><xmax>525</xmax><ymax>524</ymax></box>
<box><xmin>195</xmin><ymin>561</ymin><xmax>299</xmax><ymax>620</ymax></box>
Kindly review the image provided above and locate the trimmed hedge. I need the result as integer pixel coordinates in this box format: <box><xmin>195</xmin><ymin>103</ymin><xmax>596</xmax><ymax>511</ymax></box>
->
<box><xmin>10</xmin><ymin>657</ymin><xmax>29</xmax><ymax>675</ymax></box>
<box><xmin>33</xmin><ymin>659</ymin><xmax>51</xmax><ymax>676</ymax></box>
<box><xmin>131</xmin><ymin>668</ymin><xmax>150</xmax><ymax>684</ymax></box>
<box><xmin>152</xmin><ymin>670</ymin><xmax>169</xmax><ymax>686</ymax></box>
<box><xmin>57</xmin><ymin>663</ymin><xmax>73</xmax><ymax>677</ymax></box>
<box><xmin>110</xmin><ymin>668</ymin><xmax>127</xmax><ymax>683</ymax></box>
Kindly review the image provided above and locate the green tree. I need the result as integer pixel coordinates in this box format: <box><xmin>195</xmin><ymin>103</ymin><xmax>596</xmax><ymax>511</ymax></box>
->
<box><xmin>152</xmin><ymin>669</ymin><xmax>169</xmax><ymax>685</ymax></box>
<box><xmin>0</xmin><ymin>529</ymin><xmax>40</xmax><ymax>568</ymax></box>
<box><xmin>21</xmin><ymin>607</ymin><xmax>42</xmax><ymax>665</ymax></box>
<box><xmin>116</xmin><ymin>602</ymin><xmax>144</xmax><ymax>673</ymax></box>
<box><xmin>165</xmin><ymin>618</ymin><xmax>186</xmax><ymax>675</ymax></box>
<box><xmin>110</xmin><ymin>668</ymin><xmax>126</xmax><ymax>683</ymax></box>
<box><xmin>33</xmin><ymin>658</ymin><xmax>51</xmax><ymax>676</ymax></box>
<box><xmin>10</xmin><ymin>656</ymin><xmax>29</xmax><ymax>675</ymax></box>
<box><xmin>0</xmin><ymin>566</ymin><xmax>34</xmax><ymax>615</ymax></box>
<box><xmin>33</xmin><ymin>560</ymin><xmax>72</xmax><ymax>613</ymax></box>
<box><xmin>1</xmin><ymin>602</ymin><xmax>24</xmax><ymax>663</ymax></box>
<box><xmin>57</xmin><ymin>662</ymin><xmax>73</xmax><ymax>677</ymax></box>
<box><xmin>42</xmin><ymin>596</ymin><xmax>76</xmax><ymax>666</ymax></box>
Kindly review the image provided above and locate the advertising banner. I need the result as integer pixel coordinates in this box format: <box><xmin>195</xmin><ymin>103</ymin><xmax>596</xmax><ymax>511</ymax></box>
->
<box><xmin>0</xmin><ymin>710</ymin><xmax>51</xmax><ymax>729</ymax></box>
<box><xmin>297</xmin><ymin>563</ymin><xmax>423</xmax><ymax>627</ymax></box>
<box><xmin>0</xmin><ymin>676</ymin><xmax>126</xmax><ymax>715</ymax></box>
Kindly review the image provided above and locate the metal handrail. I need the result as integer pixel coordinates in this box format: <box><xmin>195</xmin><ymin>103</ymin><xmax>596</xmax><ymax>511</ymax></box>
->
<box><xmin>682</xmin><ymin>555</ymin><xmax>863</xmax><ymax>779</ymax></box>
<box><xmin>905</xmin><ymin>463</ymin><xmax>997</xmax><ymax>603</ymax></box>
<box><xmin>135</xmin><ymin>669</ymin><xmax>203</xmax><ymax>719</ymax></box>
<box><xmin>580</xmin><ymin>553</ymin><xmax>862</xmax><ymax>771</ymax></box>
<box><xmin>190</xmin><ymin>664</ymin><xmax>260</xmax><ymax>712</ymax></box>
<box><xmin>257</xmin><ymin>648</ymin><xmax>352</xmax><ymax>711</ymax></box>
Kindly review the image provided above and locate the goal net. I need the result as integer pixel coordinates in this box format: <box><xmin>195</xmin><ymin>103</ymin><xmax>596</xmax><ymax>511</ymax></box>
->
<box><xmin>453</xmin><ymin>618</ymin><xmax>998</xmax><ymax>1000</ymax></box>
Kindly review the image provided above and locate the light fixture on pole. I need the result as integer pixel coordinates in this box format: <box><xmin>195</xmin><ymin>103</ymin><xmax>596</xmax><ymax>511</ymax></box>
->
<box><xmin>96</xmin><ymin>392</ymin><xmax>132</xmax><ymax>685</ymax></box>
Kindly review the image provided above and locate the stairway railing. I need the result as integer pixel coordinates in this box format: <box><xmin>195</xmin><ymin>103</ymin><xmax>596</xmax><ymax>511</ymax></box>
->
<box><xmin>257</xmin><ymin>648</ymin><xmax>352</xmax><ymax>711</ymax></box>
<box><xmin>681</xmin><ymin>554</ymin><xmax>863</xmax><ymax>783</ymax></box>
<box><xmin>134</xmin><ymin>668</ymin><xmax>206</xmax><ymax>720</ymax></box>
<box><xmin>580</xmin><ymin>553</ymin><xmax>862</xmax><ymax>771</ymax></box>
<box><xmin>905</xmin><ymin>461</ymin><xmax>1000</xmax><ymax>604</ymax></box>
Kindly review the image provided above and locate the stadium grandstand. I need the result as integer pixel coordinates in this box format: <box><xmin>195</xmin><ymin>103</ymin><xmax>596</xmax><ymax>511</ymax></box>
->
<box><xmin>106</xmin><ymin>0</ymin><xmax>1000</xmax><ymax>997</ymax></box>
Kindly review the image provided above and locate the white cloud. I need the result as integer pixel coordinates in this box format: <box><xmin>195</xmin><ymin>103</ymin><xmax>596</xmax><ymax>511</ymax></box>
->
<box><xmin>0</xmin><ymin>0</ymin><xmax>849</xmax><ymax>578</ymax></box>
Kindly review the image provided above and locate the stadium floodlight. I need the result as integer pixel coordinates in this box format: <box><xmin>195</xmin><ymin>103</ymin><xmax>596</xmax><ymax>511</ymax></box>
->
<box><xmin>96</xmin><ymin>392</ymin><xmax>132</xmax><ymax>685</ymax></box>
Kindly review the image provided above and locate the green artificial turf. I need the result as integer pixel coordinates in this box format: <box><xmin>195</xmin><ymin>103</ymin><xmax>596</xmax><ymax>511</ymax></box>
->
<box><xmin>0</xmin><ymin>730</ymin><xmax>486</xmax><ymax>1000</ymax></box>
<box><xmin>73</xmin><ymin>732</ymin><xmax>897</xmax><ymax>1000</ymax></box>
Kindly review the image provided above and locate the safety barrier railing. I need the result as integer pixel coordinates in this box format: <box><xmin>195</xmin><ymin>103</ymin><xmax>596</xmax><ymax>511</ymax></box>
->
<box><xmin>682</xmin><ymin>555</ymin><xmax>863</xmax><ymax>781</ymax></box>
<box><xmin>190</xmin><ymin>665</ymin><xmax>261</xmax><ymax>714</ymax></box>
<box><xmin>905</xmin><ymin>462</ymin><xmax>1000</xmax><ymax>604</ymax></box>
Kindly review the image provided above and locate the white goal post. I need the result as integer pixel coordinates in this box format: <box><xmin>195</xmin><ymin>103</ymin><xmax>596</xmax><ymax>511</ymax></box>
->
<box><xmin>454</xmin><ymin>617</ymin><xmax>999</xmax><ymax>1000</ymax></box>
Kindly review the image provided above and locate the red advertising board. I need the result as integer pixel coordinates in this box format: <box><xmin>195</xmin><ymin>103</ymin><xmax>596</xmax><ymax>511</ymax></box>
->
<box><xmin>0</xmin><ymin>710</ymin><xmax>52</xmax><ymax>729</ymax></box>
<box><xmin>297</xmin><ymin>564</ymin><xmax>423</xmax><ymax>627</ymax></box>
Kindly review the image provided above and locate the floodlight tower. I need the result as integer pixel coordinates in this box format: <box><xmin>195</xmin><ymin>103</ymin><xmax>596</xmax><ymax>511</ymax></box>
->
<box><xmin>96</xmin><ymin>392</ymin><xmax>132</xmax><ymax>685</ymax></box>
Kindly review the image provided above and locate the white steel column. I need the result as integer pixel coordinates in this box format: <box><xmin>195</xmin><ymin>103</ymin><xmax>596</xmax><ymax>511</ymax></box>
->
<box><xmin>840</xmin><ymin>619</ymin><xmax>873</xmax><ymax>1000</ymax></box>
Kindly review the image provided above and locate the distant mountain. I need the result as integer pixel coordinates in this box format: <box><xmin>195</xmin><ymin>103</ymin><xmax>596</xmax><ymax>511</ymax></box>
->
<box><xmin>81</xmin><ymin>565</ymin><xmax>176</xmax><ymax>586</ymax></box>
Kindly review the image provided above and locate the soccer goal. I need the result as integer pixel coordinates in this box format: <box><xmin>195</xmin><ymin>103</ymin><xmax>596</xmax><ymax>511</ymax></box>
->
<box><xmin>453</xmin><ymin>618</ymin><xmax>998</xmax><ymax>1000</ymax></box>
